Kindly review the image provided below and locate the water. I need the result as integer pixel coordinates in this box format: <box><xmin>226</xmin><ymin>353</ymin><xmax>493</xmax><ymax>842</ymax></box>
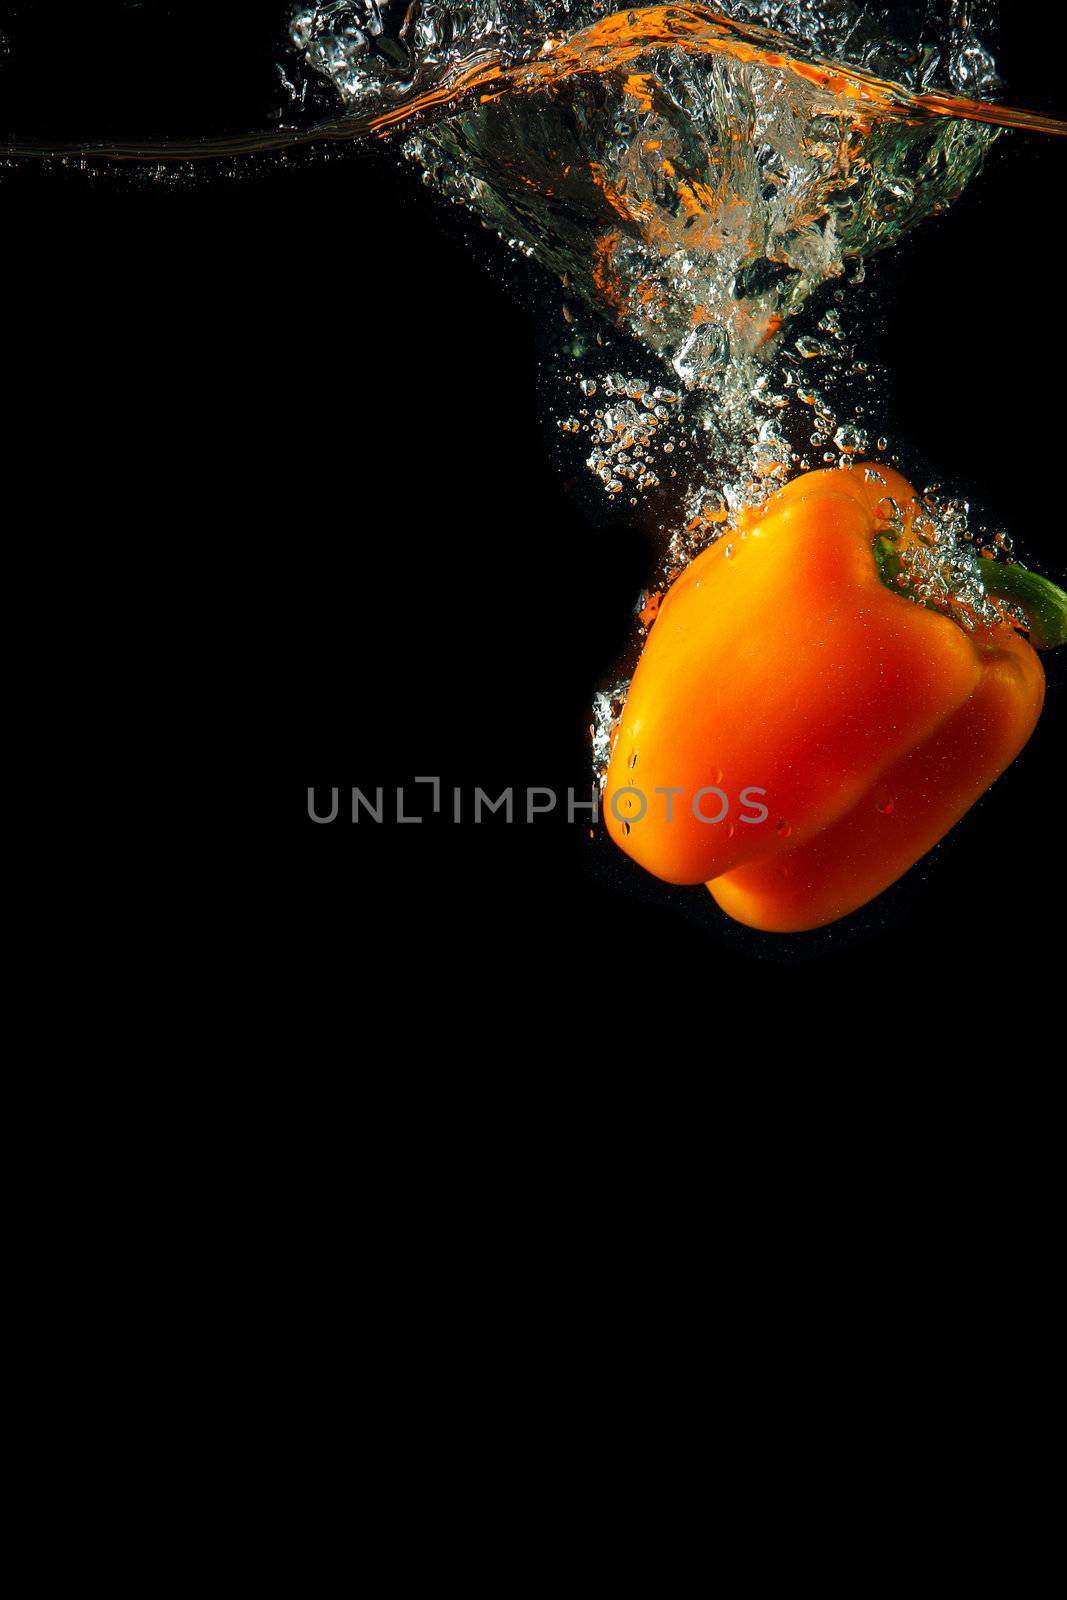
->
<box><xmin>273</xmin><ymin>2</ymin><xmax>1062</xmax><ymax>530</ymax></box>
<box><xmin>4</xmin><ymin>1</ymin><xmax>1061</xmax><ymax>753</ymax></box>
<box><xmin>288</xmin><ymin>1</ymin><xmax>1008</xmax><ymax>121</ymax></box>
<box><xmin>288</xmin><ymin>2</ymin><xmax>1053</xmax><ymax>410</ymax></box>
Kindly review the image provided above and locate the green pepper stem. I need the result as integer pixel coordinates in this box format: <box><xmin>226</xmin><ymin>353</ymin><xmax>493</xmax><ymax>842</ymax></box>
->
<box><xmin>873</xmin><ymin>535</ymin><xmax>903</xmax><ymax>590</ymax></box>
<box><xmin>976</xmin><ymin>558</ymin><xmax>1067</xmax><ymax>651</ymax></box>
<box><xmin>874</xmin><ymin>537</ymin><xmax>1067</xmax><ymax>650</ymax></box>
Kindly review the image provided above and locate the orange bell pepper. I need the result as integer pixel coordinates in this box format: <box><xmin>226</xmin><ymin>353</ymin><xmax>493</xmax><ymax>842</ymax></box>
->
<box><xmin>604</xmin><ymin>464</ymin><xmax>1065</xmax><ymax>932</ymax></box>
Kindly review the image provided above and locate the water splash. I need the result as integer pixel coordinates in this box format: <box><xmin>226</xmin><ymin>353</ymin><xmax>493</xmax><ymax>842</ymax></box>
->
<box><xmin>276</xmin><ymin>3</ymin><xmax>1060</xmax><ymax>521</ymax></box>
<box><xmin>288</xmin><ymin>2</ymin><xmax>1032</xmax><ymax>128</ymax></box>
<box><xmin>2</xmin><ymin>2</ymin><xmax>1058</xmax><ymax>747</ymax></box>
<box><xmin>5</xmin><ymin>4</ymin><xmax>1064</xmax><ymax>160</ymax></box>
<box><xmin>396</xmin><ymin>14</ymin><xmax>999</xmax><ymax>414</ymax></box>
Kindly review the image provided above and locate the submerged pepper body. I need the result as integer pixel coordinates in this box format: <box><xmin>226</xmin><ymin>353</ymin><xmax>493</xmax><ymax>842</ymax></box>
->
<box><xmin>604</xmin><ymin>465</ymin><xmax>1047</xmax><ymax>932</ymax></box>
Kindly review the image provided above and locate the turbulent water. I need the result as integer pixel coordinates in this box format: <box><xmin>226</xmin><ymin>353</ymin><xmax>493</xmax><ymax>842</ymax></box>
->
<box><xmin>284</xmin><ymin>4</ymin><xmax>1032</xmax><ymax>446</ymax></box>
<box><xmin>284</xmin><ymin>3</ymin><xmax>1063</xmax><ymax>766</ymax></box>
<box><xmin>289</xmin><ymin>2</ymin><xmax>1005</xmax><ymax>114</ymax></box>
<box><xmin>5</xmin><ymin>2</ymin><xmax>1060</xmax><ymax>765</ymax></box>
<box><xmin>290</xmin><ymin>3</ymin><xmax>1007</xmax><ymax>394</ymax></box>
<box><xmin>275</xmin><ymin>3</ymin><xmax>1059</xmax><ymax>773</ymax></box>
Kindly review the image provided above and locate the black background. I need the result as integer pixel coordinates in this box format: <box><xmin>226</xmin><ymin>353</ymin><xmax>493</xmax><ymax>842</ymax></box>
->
<box><xmin>4</xmin><ymin>2</ymin><xmax>1063</xmax><ymax>1010</ymax></box>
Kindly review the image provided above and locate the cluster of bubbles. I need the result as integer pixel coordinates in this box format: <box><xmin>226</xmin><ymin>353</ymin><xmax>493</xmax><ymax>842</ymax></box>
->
<box><xmin>556</xmin><ymin>284</ymin><xmax>885</xmax><ymax>538</ymax></box>
<box><xmin>591</xmin><ymin>678</ymin><xmax>632</xmax><ymax>792</ymax></box>
<box><xmin>558</xmin><ymin>374</ymin><xmax>683</xmax><ymax>501</ymax></box>
<box><xmin>873</xmin><ymin>479</ymin><xmax>1026</xmax><ymax>633</ymax></box>
<box><xmin>723</xmin><ymin>1</ymin><xmax>1001</xmax><ymax>96</ymax></box>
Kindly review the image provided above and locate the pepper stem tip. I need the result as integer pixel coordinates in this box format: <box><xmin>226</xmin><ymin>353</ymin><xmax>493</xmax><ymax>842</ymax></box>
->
<box><xmin>977</xmin><ymin>557</ymin><xmax>1067</xmax><ymax>651</ymax></box>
